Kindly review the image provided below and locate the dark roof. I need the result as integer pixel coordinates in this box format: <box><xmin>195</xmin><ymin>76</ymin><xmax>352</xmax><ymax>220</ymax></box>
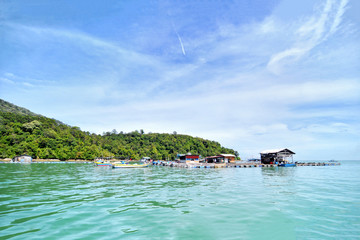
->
<box><xmin>260</xmin><ymin>148</ymin><xmax>295</xmax><ymax>154</ymax></box>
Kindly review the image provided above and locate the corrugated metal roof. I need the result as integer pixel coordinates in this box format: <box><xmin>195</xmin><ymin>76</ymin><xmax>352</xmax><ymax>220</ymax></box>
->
<box><xmin>206</xmin><ymin>154</ymin><xmax>235</xmax><ymax>158</ymax></box>
<box><xmin>260</xmin><ymin>148</ymin><xmax>295</xmax><ymax>154</ymax></box>
<box><xmin>219</xmin><ymin>154</ymin><xmax>235</xmax><ymax>157</ymax></box>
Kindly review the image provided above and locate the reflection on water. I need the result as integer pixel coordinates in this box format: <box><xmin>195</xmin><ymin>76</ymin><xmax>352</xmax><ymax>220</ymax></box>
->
<box><xmin>261</xmin><ymin>166</ymin><xmax>297</xmax><ymax>177</ymax></box>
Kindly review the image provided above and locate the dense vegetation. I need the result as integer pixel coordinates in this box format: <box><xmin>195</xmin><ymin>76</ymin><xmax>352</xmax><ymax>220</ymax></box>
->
<box><xmin>0</xmin><ymin>99</ymin><xmax>239</xmax><ymax>160</ymax></box>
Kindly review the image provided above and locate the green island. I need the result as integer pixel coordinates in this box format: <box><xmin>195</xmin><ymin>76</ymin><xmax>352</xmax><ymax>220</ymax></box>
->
<box><xmin>0</xmin><ymin>99</ymin><xmax>239</xmax><ymax>161</ymax></box>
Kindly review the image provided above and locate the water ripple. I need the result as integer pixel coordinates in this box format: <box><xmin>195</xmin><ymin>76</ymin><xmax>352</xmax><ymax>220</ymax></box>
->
<box><xmin>1</xmin><ymin>162</ymin><xmax>359</xmax><ymax>239</ymax></box>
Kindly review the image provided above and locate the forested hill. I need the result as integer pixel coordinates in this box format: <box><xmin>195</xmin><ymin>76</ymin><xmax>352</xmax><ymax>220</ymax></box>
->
<box><xmin>0</xmin><ymin>99</ymin><xmax>40</xmax><ymax>117</ymax></box>
<box><xmin>0</xmin><ymin>99</ymin><xmax>239</xmax><ymax>160</ymax></box>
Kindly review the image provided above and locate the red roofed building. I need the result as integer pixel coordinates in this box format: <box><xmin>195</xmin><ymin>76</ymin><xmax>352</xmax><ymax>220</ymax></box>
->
<box><xmin>205</xmin><ymin>154</ymin><xmax>236</xmax><ymax>163</ymax></box>
<box><xmin>178</xmin><ymin>153</ymin><xmax>200</xmax><ymax>163</ymax></box>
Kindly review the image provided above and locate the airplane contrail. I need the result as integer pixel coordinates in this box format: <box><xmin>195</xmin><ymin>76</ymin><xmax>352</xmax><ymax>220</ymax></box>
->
<box><xmin>175</xmin><ymin>30</ymin><xmax>186</xmax><ymax>56</ymax></box>
<box><xmin>170</xmin><ymin>19</ymin><xmax>186</xmax><ymax>56</ymax></box>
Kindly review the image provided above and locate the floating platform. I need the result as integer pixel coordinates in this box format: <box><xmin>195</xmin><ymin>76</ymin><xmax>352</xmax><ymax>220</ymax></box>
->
<box><xmin>153</xmin><ymin>161</ymin><xmax>340</xmax><ymax>168</ymax></box>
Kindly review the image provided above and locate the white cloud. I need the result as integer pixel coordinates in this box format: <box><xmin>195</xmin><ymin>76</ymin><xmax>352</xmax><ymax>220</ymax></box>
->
<box><xmin>0</xmin><ymin>77</ymin><xmax>15</xmax><ymax>84</ymax></box>
<box><xmin>267</xmin><ymin>0</ymin><xmax>349</xmax><ymax>74</ymax></box>
<box><xmin>303</xmin><ymin>122</ymin><xmax>352</xmax><ymax>134</ymax></box>
<box><xmin>0</xmin><ymin>72</ymin><xmax>55</xmax><ymax>87</ymax></box>
<box><xmin>258</xmin><ymin>17</ymin><xmax>278</xmax><ymax>34</ymax></box>
<box><xmin>4</xmin><ymin>23</ymin><xmax>166</xmax><ymax>82</ymax></box>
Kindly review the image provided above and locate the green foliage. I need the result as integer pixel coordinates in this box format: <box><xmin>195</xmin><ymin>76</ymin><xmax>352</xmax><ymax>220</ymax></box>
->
<box><xmin>0</xmin><ymin>99</ymin><xmax>238</xmax><ymax>160</ymax></box>
<box><xmin>22</xmin><ymin>120</ymin><xmax>41</xmax><ymax>132</ymax></box>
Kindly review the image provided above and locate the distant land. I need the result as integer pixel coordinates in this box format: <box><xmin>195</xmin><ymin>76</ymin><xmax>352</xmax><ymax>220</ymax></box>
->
<box><xmin>0</xmin><ymin>99</ymin><xmax>239</xmax><ymax>160</ymax></box>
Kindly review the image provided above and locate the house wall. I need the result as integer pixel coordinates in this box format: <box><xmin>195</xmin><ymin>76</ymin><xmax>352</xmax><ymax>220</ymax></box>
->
<box><xmin>205</xmin><ymin>157</ymin><xmax>226</xmax><ymax>163</ymax></box>
<box><xmin>207</xmin><ymin>155</ymin><xmax>236</xmax><ymax>163</ymax></box>
<box><xmin>224</xmin><ymin>156</ymin><xmax>235</xmax><ymax>163</ymax></box>
<box><xmin>186</xmin><ymin>159</ymin><xmax>199</xmax><ymax>163</ymax></box>
<box><xmin>185</xmin><ymin>155</ymin><xmax>199</xmax><ymax>163</ymax></box>
<box><xmin>179</xmin><ymin>155</ymin><xmax>199</xmax><ymax>163</ymax></box>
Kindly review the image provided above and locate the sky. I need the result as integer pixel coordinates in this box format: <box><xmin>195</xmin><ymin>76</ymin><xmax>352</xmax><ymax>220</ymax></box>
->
<box><xmin>0</xmin><ymin>0</ymin><xmax>359</xmax><ymax>160</ymax></box>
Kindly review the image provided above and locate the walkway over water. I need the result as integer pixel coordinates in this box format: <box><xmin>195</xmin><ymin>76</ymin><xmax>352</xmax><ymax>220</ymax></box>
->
<box><xmin>153</xmin><ymin>161</ymin><xmax>341</xmax><ymax>168</ymax></box>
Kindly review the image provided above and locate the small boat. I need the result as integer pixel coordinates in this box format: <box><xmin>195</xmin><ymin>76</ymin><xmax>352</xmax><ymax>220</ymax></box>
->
<box><xmin>112</xmin><ymin>161</ymin><xmax>149</xmax><ymax>168</ymax></box>
<box><xmin>94</xmin><ymin>159</ymin><xmax>112</xmax><ymax>166</ymax></box>
<box><xmin>278</xmin><ymin>163</ymin><xmax>296</xmax><ymax>167</ymax></box>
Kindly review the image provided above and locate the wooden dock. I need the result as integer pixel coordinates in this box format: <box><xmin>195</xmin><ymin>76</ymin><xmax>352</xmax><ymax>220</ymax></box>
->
<box><xmin>152</xmin><ymin>161</ymin><xmax>340</xmax><ymax>168</ymax></box>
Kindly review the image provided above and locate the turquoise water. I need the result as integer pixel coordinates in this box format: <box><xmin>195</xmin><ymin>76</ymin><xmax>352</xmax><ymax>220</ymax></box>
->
<box><xmin>0</xmin><ymin>161</ymin><xmax>359</xmax><ymax>240</ymax></box>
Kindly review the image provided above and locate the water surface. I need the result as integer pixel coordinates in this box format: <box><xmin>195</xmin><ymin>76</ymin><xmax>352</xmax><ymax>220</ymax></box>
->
<box><xmin>1</xmin><ymin>161</ymin><xmax>359</xmax><ymax>239</ymax></box>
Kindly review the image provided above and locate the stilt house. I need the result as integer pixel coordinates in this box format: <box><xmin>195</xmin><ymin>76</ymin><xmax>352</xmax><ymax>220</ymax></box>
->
<box><xmin>260</xmin><ymin>149</ymin><xmax>295</xmax><ymax>164</ymax></box>
<box><xmin>178</xmin><ymin>153</ymin><xmax>200</xmax><ymax>163</ymax></box>
<box><xmin>205</xmin><ymin>154</ymin><xmax>236</xmax><ymax>163</ymax></box>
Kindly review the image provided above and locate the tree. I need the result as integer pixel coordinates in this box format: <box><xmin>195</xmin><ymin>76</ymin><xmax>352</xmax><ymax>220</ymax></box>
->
<box><xmin>150</xmin><ymin>145</ymin><xmax>159</xmax><ymax>160</ymax></box>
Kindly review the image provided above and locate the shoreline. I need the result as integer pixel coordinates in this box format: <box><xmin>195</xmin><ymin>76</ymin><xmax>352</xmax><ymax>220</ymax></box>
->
<box><xmin>0</xmin><ymin>159</ymin><xmax>341</xmax><ymax>167</ymax></box>
<box><xmin>0</xmin><ymin>158</ymin><xmax>93</xmax><ymax>163</ymax></box>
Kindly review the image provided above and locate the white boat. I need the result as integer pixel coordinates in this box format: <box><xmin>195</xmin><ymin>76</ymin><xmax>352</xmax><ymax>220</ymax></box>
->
<box><xmin>112</xmin><ymin>161</ymin><xmax>149</xmax><ymax>168</ymax></box>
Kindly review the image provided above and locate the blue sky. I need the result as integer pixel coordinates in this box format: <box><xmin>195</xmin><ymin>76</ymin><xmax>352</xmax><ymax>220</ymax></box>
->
<box><xmin>1</xmin><ymin>0</ymin><xmax>359</xmax><ymax>160</ymax></box>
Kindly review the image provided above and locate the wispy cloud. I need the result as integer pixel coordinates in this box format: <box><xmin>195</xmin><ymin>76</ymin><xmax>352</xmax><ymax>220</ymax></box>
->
<box><xmin>267</xmin><ymin>0</ymin><xmax>349</xmax><ymax>74</ymax></box>
<box><xmin>2</xmin><ymin>22</ymin><xmax>173</xmax><ymax>96</ymax></box>
<box><xmin>7</xmin><ymin>23</ymin><xmax>132</xmax><ymax>56</ymax></box>
<box><xmin>0</xmin><ymin>72</ymin><xmax>53</xmax><ymax>88</ymax></box>
<box><xmin>0</xmin><ymin>77</ymin><xmax>15</xmax><ymax>84</ymax></box>
<box><xmin>37</xmin><ymin>24</ymin><xmax>162</xmax><ymax>63</ymax></box>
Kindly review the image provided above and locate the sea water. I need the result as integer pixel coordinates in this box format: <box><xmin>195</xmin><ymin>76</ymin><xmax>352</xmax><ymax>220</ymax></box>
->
<box><xmin>0</xmin><ymin>161</ymin><xmax>359</xmax><ymax>240</ymax></box>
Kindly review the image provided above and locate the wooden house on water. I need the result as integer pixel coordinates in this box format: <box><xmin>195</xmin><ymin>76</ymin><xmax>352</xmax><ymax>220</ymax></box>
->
<box><xmin>260</xmin><ymin>149</ymin><xmax>295</xmax><ymax>164</ymax></box>
<box><xmin>205</xmin><ymin>154</ymin><xmax>236</xmax><ymax>163</ymax></box>
<box><xmin>12</xmin><ymin>154</ymin><xmax>33</xmax><ymax>163</ymax></box>
<box><xmin>178</xmin><ymin>153</ymin><xmax>200</xmax><ymax>163</ymax></box>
